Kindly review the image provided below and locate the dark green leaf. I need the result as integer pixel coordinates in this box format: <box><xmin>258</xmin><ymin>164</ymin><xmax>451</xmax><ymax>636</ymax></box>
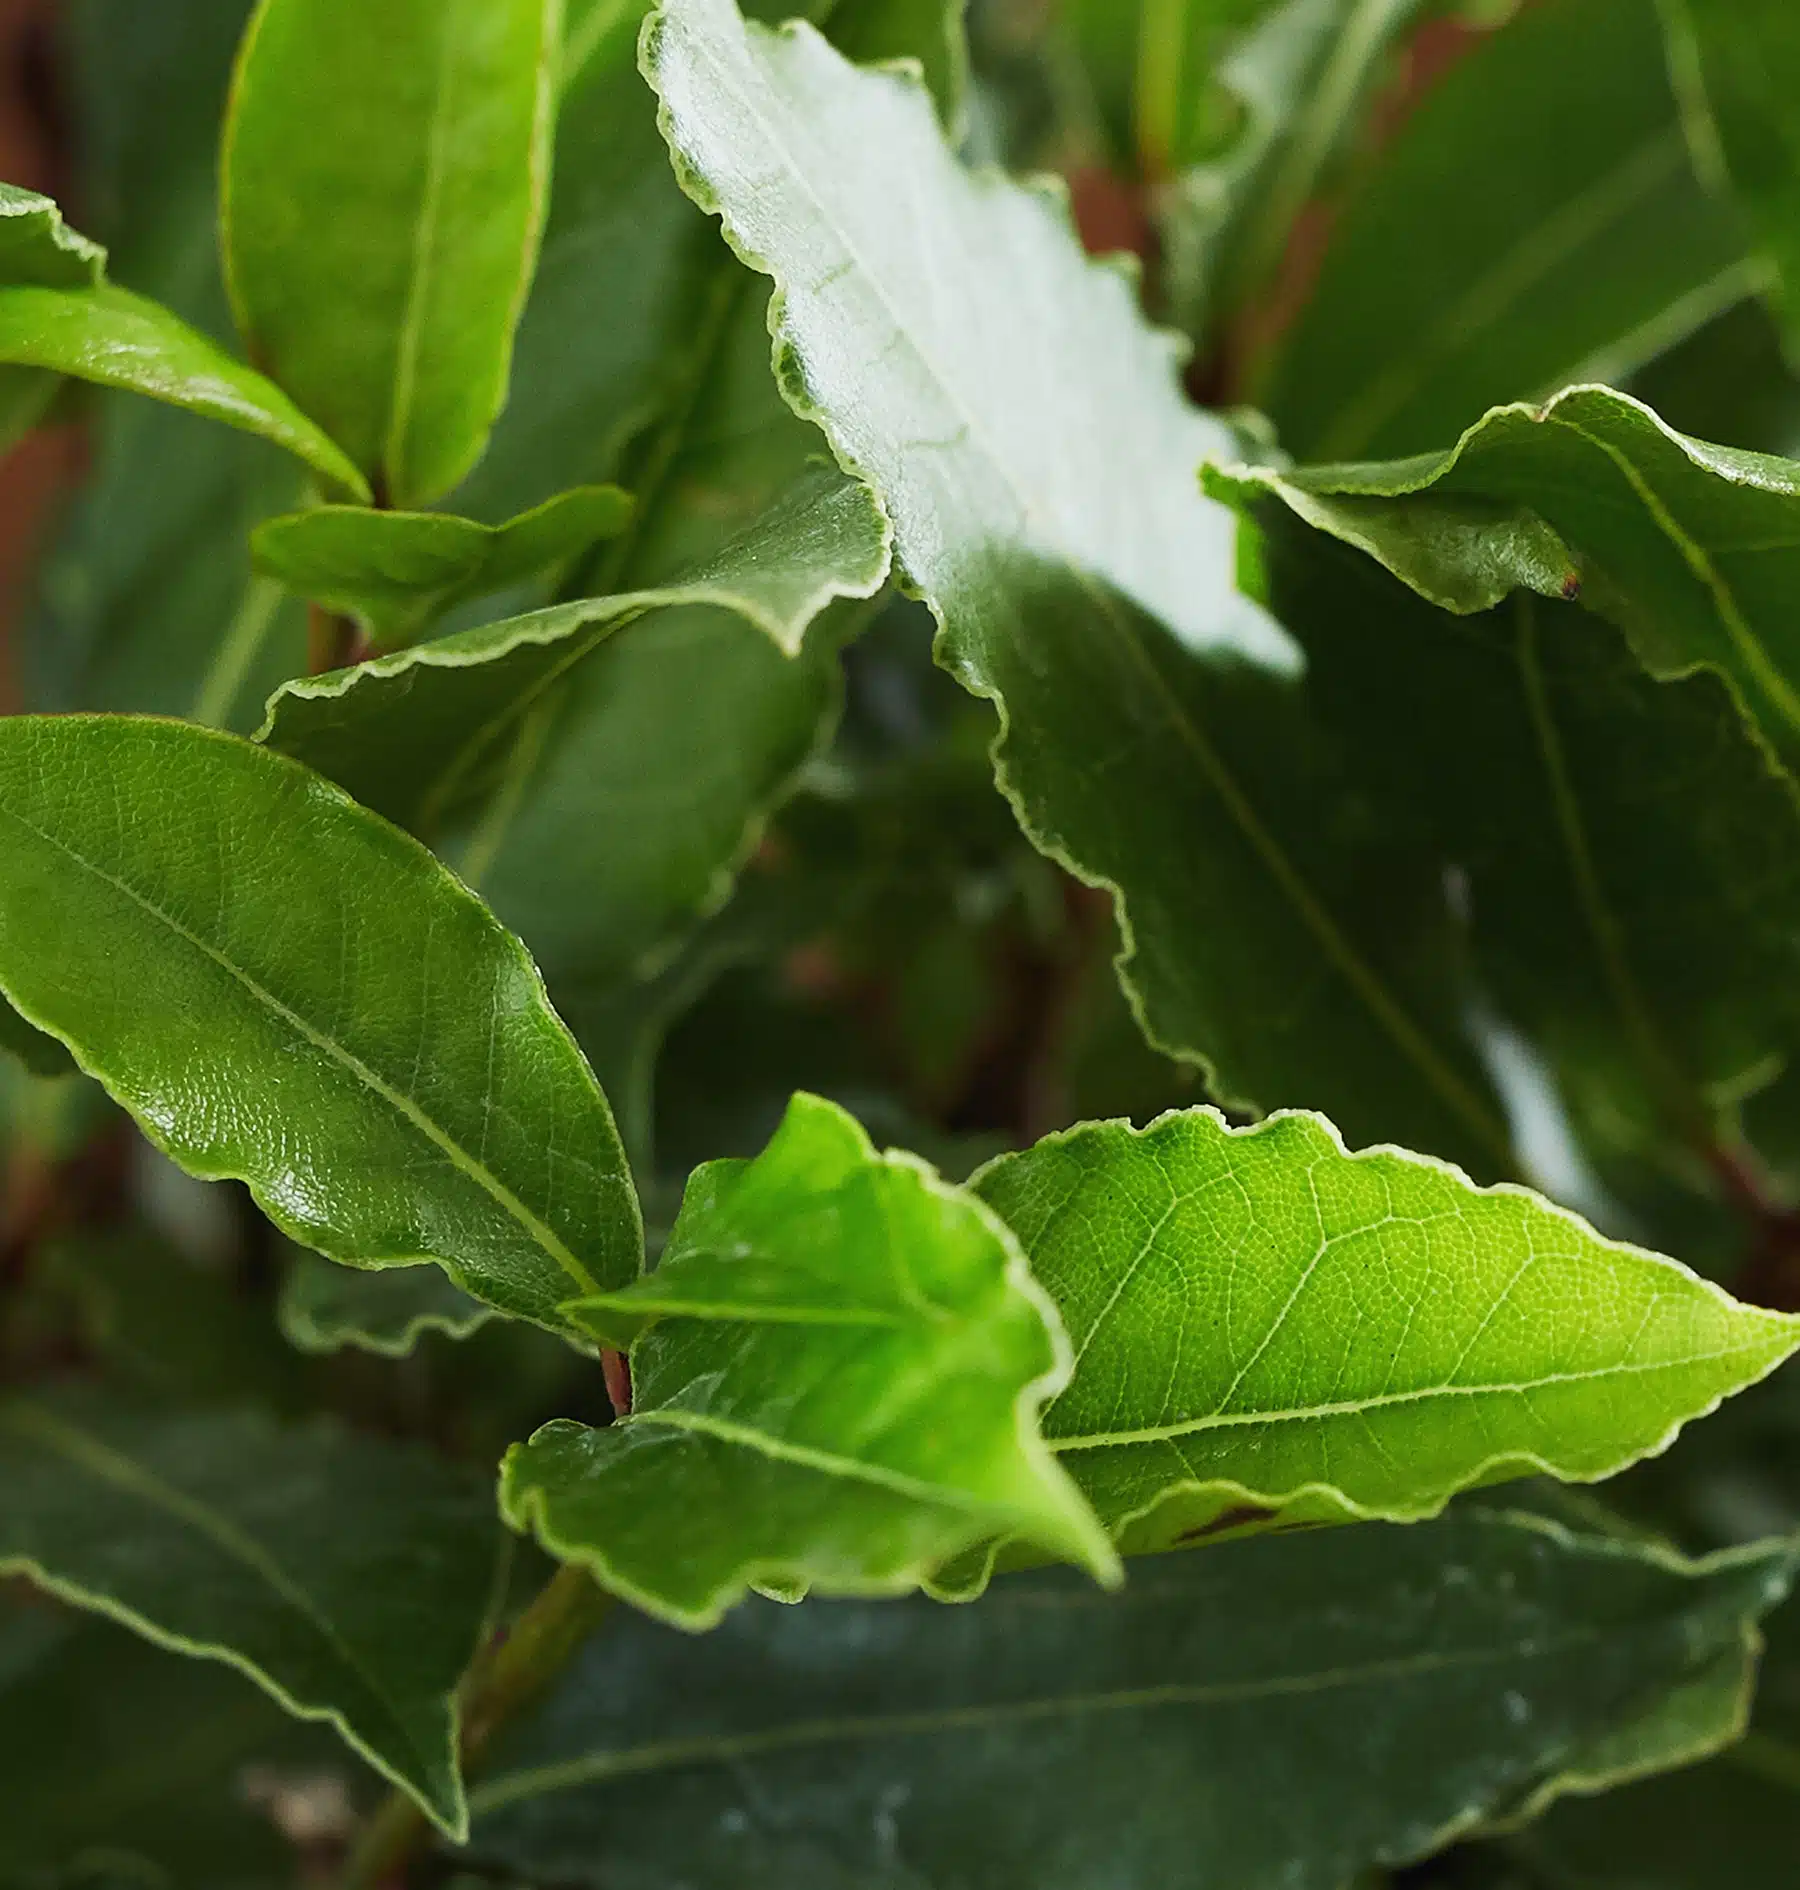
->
<box><xmin>222</xmin><ymin>0</ymin><xmax>561</xmax><ymax>505</ymax></box>
<box><xmin>959</xmin><ymin>1110</ymin><xmax>1799</xmax><ymax>1577</ymax></box>
<box><xmin>468</xmin><ymin>1513</ymin><xmax>1793</xmax><ymax>1889</ymax></box>
<box><xmin>501</xmin><ymin>1092</ymin><xmax>1117</xmax><ymax>1629</ymax></box>
<box><xmin>0</xmin><ymin>1389</ymin><xmax>503</xmax><ymax>1836</ymax></box>
<box><xmin>251</xmin><ymin>486</ymin><xmax>633</xmax><ymax>646</ymax></box>
<box><xmin>0</xmin><ymin>281</ymin><xmax>367</xmax><ymax>495</ymax></box>
<box><xmin>0</xmin><ymin>1602</ymin><xmax>328</xmax><ymax>1888</ymax></box>
<box><xmin>1263</xmin><ymin>0</ymin><xmax>1751</xmax><ymax>460</ymax></box>
<box><xmin>0</xmin><ymin>716</ymin><xmax>640</xmax><ymax>1331</ymax></box>
<box><xmin>1490</xmin><ymin>1589</ymin><xmax>1800</xmax><ymax>1886</ymax></box>
<box><xmin>280</xmin><ymin>1250</ymin><xmax>496</xmax><ymax>1358</ymax></box>
<box><xmin>646</xmin><ymin>0</ymin><xmax>1516</xmax><ymax>1175</ymax></box>
<box><xmin>1206</xmin><ymin>459</ymin><xmax>1800</xmax><ymax>1176</ymax></box>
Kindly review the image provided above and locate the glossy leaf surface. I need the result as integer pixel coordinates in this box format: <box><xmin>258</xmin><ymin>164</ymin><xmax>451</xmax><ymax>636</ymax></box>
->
<box><xmin>647</xmin><ymin>0</ymin><xmax>1515</xmax><ymax>1176</ymax></box>
<box><xmin>280</xmin><ymin>1250</ymin><xmax>496</xmax><ymax>1357</ymax></box>
<box><xmin>501</xmin><ymin>1093</ymin><xmax>1117</xmax><ymax>1628</ymax></box>
<box><xmin>0</xmin><ymin>1389</ymin><xmax>504</xmax><ymax>1835</ymax></box>
<box><xmin>1209</xmin><ymin>385</ymin><xmax>1800</xmax><ymax>764</ymax></box>
<box><xmin>469</xmin><ymin>1514</ymin><xmax>1793</xmax><ymax>1889</ymax></box>
<box><xmin>1263</xmin><ymin>0</ymin><xmax>1750</xmax><ymax>459</ymax></box>
<box><xmin>0</xmin><ymin>716</ymin><xmax>640</xmax><ymax>1330</ymax></box>
<box><xmin>251</xmin><ymin>485</ymin><xmax>633</xmax><ymax>645</ymax></box>
<box><xmin>960</xmin><ymin>1110</ymin><xmax>1800</xmax><ymax>1569</ymax></box>
<box><xmin>0</xmin><ymin>281</ymin><xmax>366</xmax><ymax>495</ymax></box>
<box><xmin>222</xmin><ymin>0</ymin><xmax>560</xmax><ymax>504</ymax></box>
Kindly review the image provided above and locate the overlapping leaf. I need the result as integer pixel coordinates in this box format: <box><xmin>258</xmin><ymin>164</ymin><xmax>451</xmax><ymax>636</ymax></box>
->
<box><xmin>952</xmin><ymin>1108</ymin><xmax>1800</xmax><ymax>1578</ymax></box>
<box><xmin>468</xmin><ymin>1513</ymin><xmax>1793</xmax><ymax>1890</ymax></box>
<box><xmin>646</xmin><ymin>0</ymin><xmax>1519</xmax><ymax>1176</ymax></box>
<box><xmin>1201</xmin><ymin>473</ymin><xmax>1800</xmax><ymax>1174</ymax></box>
<box><xmin>0</xmin><ymin>716</ymin><xmax>640</xmax><ymax>1329</ymax></box>
<box><xmin>1211</xmin><ymin>384</ymin><xmax>1800</xmax><ymax>776</ymax></box>
<box><xmin>222</xmin><ymin>0</ymin><xmax>560</xmax><ymax>504</ymax></box>
<box><xmin>251</xmin><ymin>485</ymin><xmax>633</xmax><ymax>646</ymax></box>
<box><xmin>501</xmin><ymin>1092</ymin><xmax>1117</xmax><ymax>1628</ymax></box>
<box><xmin>1263</xmin><ymin>0</ymin><xmax>1752</xmax><ymax>459</ymax></box>
<box><xmin>0</xmin><ymin>1389</ymin><xmax>504</xmax><ymax>1835</ymax></box>
<box><xmin>280</xmin><ymin>1250</ymin><xmax>496</xmax><ymax>1358</ymax></box>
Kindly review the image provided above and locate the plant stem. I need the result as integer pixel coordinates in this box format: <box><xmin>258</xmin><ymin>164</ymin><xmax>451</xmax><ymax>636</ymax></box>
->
<box><xmin>340</xmin><ymin>1563</ymin><xmax>615</xmax><ymax>1889</ymax></box>
<box><xmin>308</xmin><ymin>602</ymin><xmax>364</xmax><ymax>675</ymax></box>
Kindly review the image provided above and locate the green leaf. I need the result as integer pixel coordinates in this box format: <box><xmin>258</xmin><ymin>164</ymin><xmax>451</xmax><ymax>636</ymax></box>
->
<box><xmin>0</xmin><ymin>1388</ymin><xmax>504</xmax><ymax>1837</ymax></box>
<box><xmin>1665</xmin><ymin>0</ymin><xmax>1800</xmax><ymax>362</ymax></box>
<box><xmin>1492</xmin><ymin>1590</ymin><xmax>1800</xmax><ymax>1885</ymax></box>
<box><xmin>0</xmin><ymin>716</ymin><xmax>640</xmax><ymax>1331</ymax></box>
<box><xmin>28</xmin><ymin>0</ymin><xmax>313</xmax><ymax>729</ymax></box>
<box><xmin>0</xmin><ymin>181</ymin><xmax>105</xmax><ymax>288</ymax></box>
<box><xmin>645</xmin><ymin>0</ymin><xmax>1516</xmax><ymax>1176</ymax></box>
<box><xmin>257</xmin><ymin>464</ymin><xmax>889</xmax><ymax>841</ymax></box>
<box><xmin>222</xmin><ymin>0</ymin><xmax>561</xmax><ymax>505</ymax></box>
<box><xmin>468</xmin><ymin>1513</ymin><xmax>1794</xmax><ymax>1888</ymax></box>
<box><xmin>500</xmin><ymin>1092</ymin><xmax>1118</xmax><ymax>1629</ymax></box>
<box><xmin>1207</xmin><ymin>385</ymin><xmax>1800</xmax><ymax>769</ymax></box>
<box><xmin>0</xmin><ymin>1602</ymin><xmax>327</xmax><ymax>1888</ymax></box>
<box><xmin>1205</xmin><ymin>467</ymin><xmax>1800</xmax><ymax>1179</ymax></box>
<box><xmin>0</xmin><ymin>995</ymin><xmax>75</xmax><ymax>1077</ymax></box>
<box><xmin>1262</xmin><ymin>0</ymin><xmax>1752</xmax><ymax>460</ymax></box>
<box><xmin>280</xmin><ymin>1249</ymin><xmax>496</xmax><ymax>1357</ymax></box>
<box><xmin>961</xmin><ymin>1109</ymin><xmax>1800</xmax><ymax>1572</ymax></box>
<box><xmin>0</xmin><ymin>280</ymin><xmax>367</xmax><ymax>496</ymax></box>
<box><xmin>251</xmin><ymin>486</ymin><xmax>634</xmax><ymax>646</ymax></box>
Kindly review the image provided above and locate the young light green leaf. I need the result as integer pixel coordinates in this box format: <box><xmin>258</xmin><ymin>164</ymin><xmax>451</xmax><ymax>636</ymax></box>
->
<box><xmin>646</xmin><ymin>0</ymin><xmax>1520</xmax><ymax>1177</ymax></box>
<box><xmin>469</xmin><ymin>1513</ymin><xmax>1793</xmax><ymax>1889</ymax></box>
<box><xmin>964</xmin><ymin>1109</ymin><xmax>1800</xmax><ymax>1568</ymax></box>
<box><xmin>1207</xmin><ymin>384</ymin><xmax>1800</xmax><ymax>765</ymax></box>
<box><xmin>0</xmin><ymin>282</ymin><xmax>367</xmax><ymax>495</ymax></box>
<box><xmin>1665</xmin><ymin>0</ymin><xmax>1800</xmax><ymax>361</ymax></box>
<box><xmin>257</xmin><ymin>464</ymin><xmax>889</xmax><ymax>838</ymax></box>
<box><xmin>280</xmin><ymin>1249</ymin><xmax>497</xmax><ymax>1358</ymax></box>
<box><xmin>0</xmin><ymin>716</ymin><xmax>640</xmax><ymax>1331</ymax></box>
<box><xmin>251</xmin><ymin>485</ymin><xmax>633</xmax><ymax>646</ymax></box>
<box><xmin>0</xmin><ymin>1389</ymin><xmax>505</xmax><ymax>1837</ymax></box>
<box><xmin>222</xmin><ymin>0</ymin><xmax>561</xmax><ymax>505</ymax></box>
<box><xmin>500</xmin><ymin>1092</ymin><xmax>1118</xmax><ymax>1629</ymax></box>
<box><xmin>1262</xmin><ymin>0</ymin><xmax>1752</xmax><ymax>460</ymax></box>
<box><xmin>0</xmin><ymin>181</ymin><xmax>105</xmax><ymax>287</ymax></box>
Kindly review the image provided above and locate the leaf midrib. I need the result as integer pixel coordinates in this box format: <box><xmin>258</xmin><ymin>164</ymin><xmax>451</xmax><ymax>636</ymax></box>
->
<box><xmin>0</xmin><ymin>795</ymin><xmax>597</xmax><ymax>1296</ymax></box>
<box><xmin>469</xmin><ymin>1629</ymin><xmax>1606</xmax><ymax>1809</ymax></box>
<box><xmin>1046</xmin><ymin>1339</ymin><xmax>1788</xmax><ymax>1452</ymax></box>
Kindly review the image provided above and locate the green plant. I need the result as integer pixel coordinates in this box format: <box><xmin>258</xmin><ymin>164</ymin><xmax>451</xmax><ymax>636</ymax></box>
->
<box><xmin>7</xmin><ymin>0</ymin><xmax>1800</xmax><ymax>1881</ymax></box>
